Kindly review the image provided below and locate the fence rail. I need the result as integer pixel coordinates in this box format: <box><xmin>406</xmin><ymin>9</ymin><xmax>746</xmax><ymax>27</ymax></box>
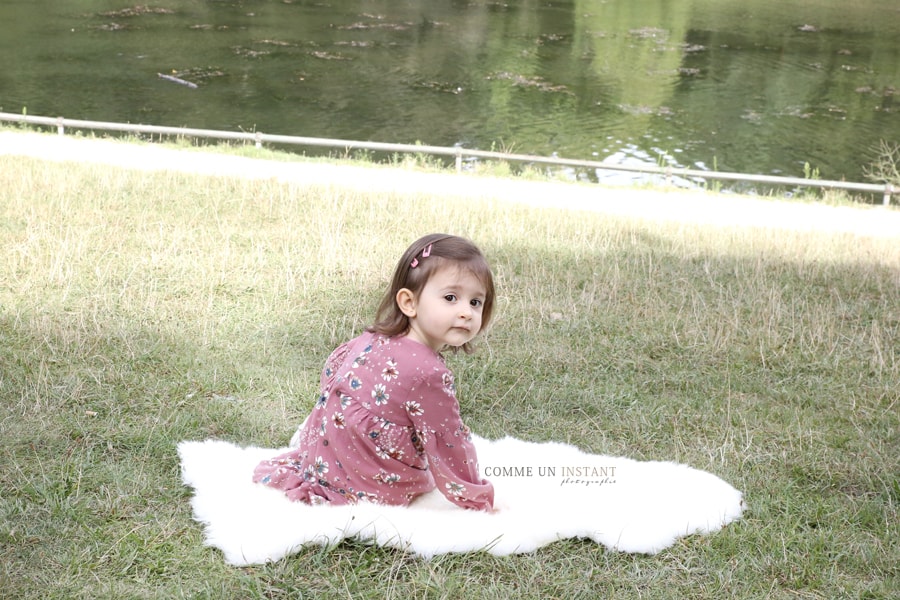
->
<box><xmin>1</xmin><ymin>112</ymin><xmax>894</xmax><ymax>205</ymax></box>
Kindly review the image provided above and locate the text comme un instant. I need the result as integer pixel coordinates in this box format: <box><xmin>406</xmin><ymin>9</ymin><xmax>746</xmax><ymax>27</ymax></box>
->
<box><xmin>482</xmin><ymin>465</ymin><xmax>617</xmax><ymax>478</ymax></box>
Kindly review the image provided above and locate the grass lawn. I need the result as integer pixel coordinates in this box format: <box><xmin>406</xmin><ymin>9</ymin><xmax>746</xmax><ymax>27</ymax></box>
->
<box><xmin>1</xmin><ymin>136</ymin><xmax>897</xmax><ymax>598</ymax></box>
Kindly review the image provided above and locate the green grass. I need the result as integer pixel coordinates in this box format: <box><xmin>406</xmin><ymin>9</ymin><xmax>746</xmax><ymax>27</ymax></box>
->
<box><xmin>1</xmin><ymin>143</ymin><xmax>898</xmax><ymax>599</ymax></box>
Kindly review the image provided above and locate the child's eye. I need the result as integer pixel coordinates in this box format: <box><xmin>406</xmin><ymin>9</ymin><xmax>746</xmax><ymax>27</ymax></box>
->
<box><xmin>470</xmin><ymin>298</ymin><xmax>483</xmax><ymax>308</ymax></box>
<box><xmin>444</xmin><ymin>294</ymin><xmax>457</xmax><ymax>302</ymax></box>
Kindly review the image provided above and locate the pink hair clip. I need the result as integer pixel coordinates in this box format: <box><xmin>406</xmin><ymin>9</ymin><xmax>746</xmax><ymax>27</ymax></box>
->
<box><xmin>410</xmin><ymin>243</ymin><xmax>433</xmax><ymax>268</ymax></box>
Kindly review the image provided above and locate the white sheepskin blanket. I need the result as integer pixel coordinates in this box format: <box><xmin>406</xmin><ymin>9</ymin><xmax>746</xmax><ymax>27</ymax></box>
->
<box><xmin>178</xmin><ymin>435</ymin><xmax>744</xmax><ymax>565</ymax></box>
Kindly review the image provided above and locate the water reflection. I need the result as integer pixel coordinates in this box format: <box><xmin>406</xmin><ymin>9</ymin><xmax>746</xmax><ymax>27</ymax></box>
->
<box><xmin>1</xmin><ymin>0</ymin><xmax>898</xmax><ymax>189</ymax></box>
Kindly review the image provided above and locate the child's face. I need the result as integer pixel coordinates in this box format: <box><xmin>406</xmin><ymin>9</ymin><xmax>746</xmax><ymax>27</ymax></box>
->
<box><xmin>403</xmin><ymin>265</ymin><xmax>487</xmax><ymax>352</ymax></box>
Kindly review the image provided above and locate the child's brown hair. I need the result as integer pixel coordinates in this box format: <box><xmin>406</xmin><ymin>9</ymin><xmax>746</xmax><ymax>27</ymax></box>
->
<box><xmin>368</xmin><ymin>233</ymin><xmax>495</xmax><ymax>353</ymax></box>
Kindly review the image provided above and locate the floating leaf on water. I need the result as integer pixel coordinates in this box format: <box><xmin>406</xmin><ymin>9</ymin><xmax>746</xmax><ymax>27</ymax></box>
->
<box><xmin>190</xmin><ymin>23</ymin><xmax>229</xmax><ymax>31</ymax></box>
<box><xmin>257</xmin><ymin>39</ymin><xmax>294</xmax><ymax>47</ymax></box>
<box><xmin>629</xmin><ymin>27</ymin><xmax>668</xmax><ymax>40</ymax></box>
<box><xmin>741</xmin><ymin>109</ymin><xmax>763</xmax><ymax>123</ymax></box>
<box><xmin>94</xmin><ymin>22</ymin><xmax>131</xmax><ymax>31</ymax></box>
<box><xmin>414</xmin><ymin>81</ymin><xmax>464</xmax><ymax>94</ymax></box>
<box><xmin>337</xmin><ymin>16</ymin><xmax>412</xmax><ymax>31</ymax></box>
<box><xmin>173</xmin><ymin>66</ymin><xmax>227</xmax><ymax>81</ymax></box>
<box><xmin>232</xmin><ymin>46</ymin><xmax>272</xmax><ymax>58</ymax></box>
<box><xmin>486</xmin><ymin>71</ymin><xmax>572</xmax><ymax>94</ymax></box>
<box><xmin>310</xmin><ymin>51</ymin><xmax>350</xmax><ymax>60</ymax></box>
<box><xmin>334</xmin><ymin>40</ymin><xmax>373</xmax><ymax>48</ymax></box>
<box><xmin>537</xmin><ymin>33</ymin><xmax>567</xmax><ymax>45</ymax></box>
<box><xmin>100</xmin><ymin>6</ymin><xmax>175</xmax><ymax>18</ymax></box>
<box><xmin>339</xmin><ymin>22</ymin><xmax>371</xmax><ymax>30</ymax></box>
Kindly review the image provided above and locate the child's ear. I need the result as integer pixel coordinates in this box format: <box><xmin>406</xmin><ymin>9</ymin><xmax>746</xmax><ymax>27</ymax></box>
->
<box><xmin>395</xmin><ymin>288</ymin><xmax>417</xmax><ymax>318</ymax></box>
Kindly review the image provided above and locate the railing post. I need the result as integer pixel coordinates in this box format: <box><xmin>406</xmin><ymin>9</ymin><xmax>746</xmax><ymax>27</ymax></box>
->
<box><xmin>56</xmin><ymin>116</ymin><xmax>64</xmax><ymax>135</ymax></box>
<box><xmin>455</xmin><ymin>147</ymin><xmax>462</xmax><ymax>173</ymax></box>
<box><xmin>884</xmin><ymin>183</ymin><xmax>894</xmax><ymax>206</ymax></box>
<box><xmin>255</xmin><ymin>131</ymin><xmax>262</xmax><ymax>149</ymax></box>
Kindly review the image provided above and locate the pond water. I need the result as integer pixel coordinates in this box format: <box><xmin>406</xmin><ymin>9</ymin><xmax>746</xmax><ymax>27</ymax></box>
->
<box><xmin>2</xmin><ymin>0</ymin><xmax>899</xmax><ymax>188</ymax></box>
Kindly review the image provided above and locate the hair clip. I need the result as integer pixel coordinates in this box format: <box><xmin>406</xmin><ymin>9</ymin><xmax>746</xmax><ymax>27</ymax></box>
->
<box><xmin>410</xmin><ymin>243</ymin><xmax>433</xmax><ymax>268</ymax></box>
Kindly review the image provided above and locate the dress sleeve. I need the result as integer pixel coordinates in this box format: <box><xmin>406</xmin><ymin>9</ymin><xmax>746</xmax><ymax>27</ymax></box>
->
<box><xmin>404</xmin><ymin>368</ymin><xmax>494</xmax><ymax>511</ymax></box>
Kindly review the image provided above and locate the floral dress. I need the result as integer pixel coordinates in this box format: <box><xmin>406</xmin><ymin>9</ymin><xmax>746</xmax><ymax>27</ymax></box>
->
<box><xmin>253</xmin><ymin>332</ymin><xmax>494</xmax><ymax>511</ymax></box>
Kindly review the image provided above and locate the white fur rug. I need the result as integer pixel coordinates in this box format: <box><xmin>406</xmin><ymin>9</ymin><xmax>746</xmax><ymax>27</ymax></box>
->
<box><xmin>178</xmin><ymin>435</ymin><xmax>744</xmax><ymax>565</ymax></box>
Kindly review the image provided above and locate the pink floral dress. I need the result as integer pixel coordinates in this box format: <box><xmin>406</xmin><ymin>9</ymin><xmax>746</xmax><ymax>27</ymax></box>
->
<box><xmin>253</xmin><ymin>332</ymin><xmax>494</xmax><ymax>511</ymax></box>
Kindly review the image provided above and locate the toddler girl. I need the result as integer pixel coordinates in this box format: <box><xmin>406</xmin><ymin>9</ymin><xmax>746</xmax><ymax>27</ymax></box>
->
<box><xmin>253</xmin><ymin>234</ymin><xmax>495</xmax><ymax>511</ymax></box>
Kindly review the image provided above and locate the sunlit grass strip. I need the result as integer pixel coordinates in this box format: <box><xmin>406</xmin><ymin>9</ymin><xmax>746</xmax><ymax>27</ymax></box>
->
<box><xmin>1</xmin><ymin>153</ymin><xmax>897</xmax><ymax>599</ymax></box>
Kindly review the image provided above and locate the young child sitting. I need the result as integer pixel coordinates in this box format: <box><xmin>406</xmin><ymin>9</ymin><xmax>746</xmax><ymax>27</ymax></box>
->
<box><xmin>253</xmin><ymin>233</ymin><xmax>495</xmax><ymax>511</ymax></box>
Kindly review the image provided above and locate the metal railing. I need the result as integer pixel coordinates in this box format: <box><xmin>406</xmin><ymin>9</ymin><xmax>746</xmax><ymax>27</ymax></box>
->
<box><xmin>0</xmin><ymin>112</ymin><xmax>894</xmax><ymax>205</ymax></box>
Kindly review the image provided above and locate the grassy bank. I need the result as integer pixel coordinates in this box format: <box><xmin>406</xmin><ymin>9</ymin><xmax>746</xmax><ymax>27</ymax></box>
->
<box><xmin>1</xmin><ymin>148</ymin><xmax>898</xmax><ymax>599</ymax></box>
